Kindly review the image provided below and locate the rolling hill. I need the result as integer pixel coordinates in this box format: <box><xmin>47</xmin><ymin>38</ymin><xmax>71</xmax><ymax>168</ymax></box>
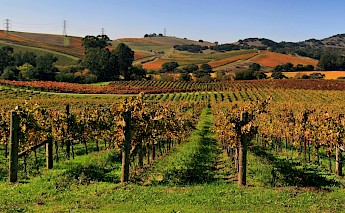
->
<box><xmin>4</xmin><ymin>30</ymin><xmax>344</xmax><ymax>73</ymax></box>
<box><xmin>0</xmin><ymin>30</ymin><xmax>84</xmax><ymax>58</ymax></box>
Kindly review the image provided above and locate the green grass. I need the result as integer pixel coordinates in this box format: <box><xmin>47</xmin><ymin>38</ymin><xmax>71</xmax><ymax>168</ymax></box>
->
<box><xmin>115</xmin><ymin>41</ymin><xmax>173</xmax><ymax>53</ymax></box>
<box><xmin>0</xmin><ymin>41</ymin><xmax>79</xmax><ymax>66</ymax></box>
<box><xmin>2</xmin><ymin>108</ymin><xmax>345</xmax><ymax>212</ymax></box>
<box><xmin>91</xmin><ymin>81</ymin><xmax>111</xmax><ymax>86</ymax></box>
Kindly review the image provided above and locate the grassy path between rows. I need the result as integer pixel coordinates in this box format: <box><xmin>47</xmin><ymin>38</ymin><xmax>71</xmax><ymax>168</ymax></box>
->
<box><xmin>1</xmin><ymin>108</ymin><xmax>345</xmax><ymax>212</ymax></box>
<box><xmin>138</xmin><ymin>107</ymin><xmax>221</xmax><ymax>185</ymax></box>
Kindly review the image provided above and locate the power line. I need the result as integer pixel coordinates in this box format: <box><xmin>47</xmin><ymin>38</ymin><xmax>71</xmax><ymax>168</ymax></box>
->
<box><xmin>3</xmin><ymin>19</ymin><xmax>11</xmax><ymax>32</ymax></box>
<box><xmin>63</xmin><ymin>20</ymin><xmax>67</xmax><ymax>36</ymax></box>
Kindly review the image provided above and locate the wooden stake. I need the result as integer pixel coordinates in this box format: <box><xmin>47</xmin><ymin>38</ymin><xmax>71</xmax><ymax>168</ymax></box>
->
<box><xmin>336</xmin><ymin>145</ymin><xmax>343</xmax><ymax>176</ymax></box>
<box><xmin>238</xmin><ymin>111</ymin><xmax>248</xmax><ymax>186</ymax></box>
<box><xmin>121</xmin><ymin>110</ymin><xmax>132</xmax><ymax>184</ymax></box>
<box><xmin>46</xmin><ymin>137</ymin><xmax>53</xmax><ymax>170</ymax></box>
<box><xmin>9</xmin><ymin>111</ymin><xmax>20</xmax><ymax>183</ymax></box>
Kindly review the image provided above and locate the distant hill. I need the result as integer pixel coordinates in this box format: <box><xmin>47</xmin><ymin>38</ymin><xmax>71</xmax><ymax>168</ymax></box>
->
<box><xmin>0</xmin><ymin>30</ymin><xmax>84</xmax><ymax>58</ymax></box>
<box><xmin>6</xmin><ymin>30</ymin><xmax>345</xmax><ymax>71</ymax></box>
<box><xmin>117</xmin><ymin>36</ymin><xmax>215</xmax><ymax>46</ymax></box>
<box><xmin>233</xmin><ymin>34</ymin><xmax>345</xmax><ymax>59</ymax></box>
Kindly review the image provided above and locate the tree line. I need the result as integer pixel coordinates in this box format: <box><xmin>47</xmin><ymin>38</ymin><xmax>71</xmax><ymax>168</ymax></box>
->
<box><xmin>159</xmin><ymin>61</ymin><xmax>213</xmax><ymax>82</ymax></box>
<box><xmin>0</xmin><ymin>46</ymin><xmax>58</xmax><ymax>81</ymax></box>
<box><xmin>0</xmin><ymin>35</ymin><xmax>146</xmax><ymax>83</ymax></box>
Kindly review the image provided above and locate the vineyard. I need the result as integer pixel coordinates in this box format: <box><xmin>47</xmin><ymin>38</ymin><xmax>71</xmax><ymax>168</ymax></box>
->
<box><xmin>1</xmin><ymin>80</ymin><xmax>345</xmax><ymax>212</ymax></box>
<box><xmin>250</xmin><ymin>51</ymin><xmax>319</xmax><ymax>68</ymax></box>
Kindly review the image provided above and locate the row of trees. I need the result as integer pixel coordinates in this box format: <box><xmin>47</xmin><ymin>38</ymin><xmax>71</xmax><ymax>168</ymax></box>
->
<box><xmin>317</xmin><ymin>52</ymin><xmax>345</xmax><ymax>71</ymax></box>
<box><xmin>159</xmin><ymin>62</ymin><xmax>213</xmax><ymax>82</ymax></box>
<box><xmin>173</xmin><ymin>44</ymin><xmax>208</xmax><ymax>53</ymax></box>
<box><xmin>234</xmin><ymin>63</ymin><xmax>267</xmax><ymax>80</ymax></box>
<box><xmin>0</xmin><ymin>35</ymin><xmax>147</xmax><ymax>82</ymax></box>
<box><xmin>0</xmin><ymin>46</ymin><xmax>58</xmax><ymax>81</ymax></box>
<box><xmin>80</xmin><ymin>35</ymin><xmax>146</xmax><ymax>81</ymax></box>
<box><xmin>273</xmin><ymin>63</ymin><xmax>314</xmax><ymax>72</ymax></box>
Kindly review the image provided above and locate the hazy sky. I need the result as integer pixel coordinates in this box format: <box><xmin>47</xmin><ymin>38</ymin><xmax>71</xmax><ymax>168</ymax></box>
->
<box><xmin>1</xmin><ymin>0</ymin><xmax>345</xmax><ymax>43</ymax></box>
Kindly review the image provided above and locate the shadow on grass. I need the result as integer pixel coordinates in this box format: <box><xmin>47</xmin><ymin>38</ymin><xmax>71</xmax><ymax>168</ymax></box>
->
<box><xmin>162</xmin><ymin>119</ymin><xmax>220</xmax><ymax>185</ymax></box>
<box><xmin>250</xmin><ymin>146</ymin><xmax>339</xmax><ymax>188</ymax></box>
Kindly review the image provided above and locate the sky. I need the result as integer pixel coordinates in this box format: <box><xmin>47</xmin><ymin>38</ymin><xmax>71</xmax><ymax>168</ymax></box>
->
<box><xmin>1</xmin><ymin>0</ymin><xmax>345</xmax><ymax>44</ymax></box>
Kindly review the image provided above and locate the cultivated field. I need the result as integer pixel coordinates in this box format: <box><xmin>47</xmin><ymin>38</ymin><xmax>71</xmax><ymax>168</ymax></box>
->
<box><xmin>266</xmin><ymin>71</ymin><xmax>345</xmax><ymax>79</ymax></box>
<box><xmin>250</xmin><ymin>50</ymin><xmax>319</xmax><ymax>67</ymax></box>
<box><xmin>1</xmin><ymin>80</ymin><xmax>345</xmax><ymax>212</ymax></box>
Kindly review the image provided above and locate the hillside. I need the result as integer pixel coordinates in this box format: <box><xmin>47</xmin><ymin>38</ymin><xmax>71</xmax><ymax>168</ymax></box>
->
<box><xmin>233</xmin><ymin>34</ymin><xmax>345</xmax><ymax>59</ymax></box>
<box><xmin>0</xmin><ymin>30</ymin><xmax>84</xmax><ymax>58</ymax></box>
<box><xmin>115</xmin><ymin>36</ymin><xmax>322</xmax><ymax>72</ymax></box>
<box><xmin>0</xmin><ymin>30</ymin><xmax>334</xmax><ymax>72</ymax></box>
<box><xmin>250</xmin><ymin>51</ymin><xmax>319</xmax><ymax>68</ymax></box>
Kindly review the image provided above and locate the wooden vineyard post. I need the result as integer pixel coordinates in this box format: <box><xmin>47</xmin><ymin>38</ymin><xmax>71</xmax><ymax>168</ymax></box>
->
<box><xmin>336</xmin><ymin>145</ymin><xmax>343</xmax><ymax>176</ymax></box>
<box><xmin>238</xmin><ymin>111</ymin><xmax>248</xmax><ymax>187</ymax></box>
<box><xmin>121</xmin><ymin>110</ymin><xmax>132</xmax><ymax>184</ymax></box>
<box><xmin>65</xmin><ymin>104</ymin><xmax>71</xmax><ymax>160</ymax></box>
<box><xmin>9</xmin><ymin>111</ymin><xmax>20</xmax><ymax>183</ymax></box>
<box><xmin>46</xmin><ymin>136</ymin><xmax>53</xmax><ymax>170</ymax></box>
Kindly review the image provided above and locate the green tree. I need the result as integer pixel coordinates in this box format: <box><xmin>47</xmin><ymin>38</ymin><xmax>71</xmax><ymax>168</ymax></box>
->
<box><xmin>0</xmin><ymin>66</ymin><xmax>18</xmax><ymax>80</ymax></box>
<box><xmin>183</xmin><ymin>64</ymin><xmax>199</xmax><ymax>73</ymax></box>
<box><xmin>82</xmin><ymin>48</ymin><xmax>116</xmax><ymax>81</ymax></box>
<box><xmin>35</xmin><ymin>54</ymin><xmax>58</xmax><ymax>81</ymax></box>
<box><xmin>249</xmin><ymin>63</ymin><xmax>261</xmax><ymax>72</ymax></box>
<box><xmin>194</xmin><ymin>63</ymin><xmax>212</xmax><ymax>81</ymax></box>
<box><xmin>82</xmin><ymin>35</ymin><xmax>111</xmax><ymax>51</ymax></box>
<box><xmin>113</xmin><ymin>43</ymin><xmax>134</xmax><ymax>80</ymax></box>
<box><xmin>0</xmin><ymin>46</ymin><xmax>14</xmax><ymax>74</ymax></box>
<box><xmin>271</xmin><ymin>71</ymin><xmax>287</xmax><ymax>79</ymax></box>
<box><xmin>179</xmin><ymin>71</ymin><xmax>191</xmax><ymax>81</ymax></box>
<box><xmin>130</xmin><ymin>66</ymin><xmax>147</xmax><ymax>80</ymax></box>
<box><xmin>161</xmin><ymin>62</ymin><xmax>179</xmax><ymax>73</ymax></box>
<box><xmin>14</xmin><ymin>51</ymin><xmax>37</xmax><ymax>67</ymax></box>
<box><xmin>235</xmin><ymin>70</ymin><xmax>255</xmax><ymax>80</ymax></box>
<box><xmin>17</xmin><ymin>63</ymin><xmax>35</xmax><ymax>80</ymax></box>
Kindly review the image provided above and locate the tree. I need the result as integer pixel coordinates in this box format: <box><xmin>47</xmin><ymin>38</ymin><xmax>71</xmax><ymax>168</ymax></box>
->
<box><xmin>130</xmin><ymin>66</ymin><xmax>147</xmax><ymax>80</ymax></box>
<box><xmin>0</xmin><ymin>66</ymin><xmax>18</xmax><ymax>80</ymax></box>
<box><xmin>215</xmin><ymin>70</ymin><xmax>231</xmax><ymax>81</ymax></box>
<box><xmin>194</xmin><ymin>63</ymin><xmax>212</xmax><ymax>81</ymax></box>
<box><xmin>183</xmin><ymin>64</ymin><xmax>199</xmax><ymax>73</ymax></box>
<box><xmin>17</xmin><ymin>63</ymin><xmax>35</xmax><ymax>81</ymax></box>
<box><xmin>309</xmin><ymin>72</ymin><xmax>325</xmax><ymax>79</ymax></box>
<box><xmin>82</xmin><ymin>48</ymin><xmax>116</xmax><ymax>81</ymax></box>
<box><xmin>180</xmin><ymin>72</ymin><xmax>191</xmax><ymax>81</ymax></box>
<box><xmin>235</xmin><ymin>70</ymin><xmax>255</xmax><ymax>80</ymax></box>
<box><xmin>317</xmin><ymin>52</ymin><xmax>339</xmax><ymax>70</ymax></box>
<box><xmin>161</xmin><ymin>62</ymin><xmax>179</xmax><ymax>73</ymax></box>
<box><xmin>249</xmin><ymin>63</ymin><xmax>261</xmax><ymax>72</ymax></box>
<box><xmin>271</xmin><ymin>71</ymin><xmax>287</xmax><ymax>79</ymax></box>
<box><xmin>35</xmin><ymin>54</ymin><xmax>59</xmax><ymax>81</ymax></box>
<box><xmin>113</xmin><ymin>43</ymin><xmax>134</xmax><ymax>80</ymax></box>
<box><xmin>200</xmin><ymin>63</ymin><xmax>212</xmax><ymax>73</ymax></box>
<box><xmin>273</xmin><ymin>62</ymin><xmax>294</xmax><ymax>72</ymax></box>
<box><xmin>14</xmin><ymin>51</ymin><xmax>37</xmax><ymax>67</ymax></box>
<box><xmin>0</xmin><ymin>46</ymin><xmax>14</xmax><ymax>74</ymax></box>
<box><xmin>82</xmin><ymin>35</ymin><xmax>110</xmax><ymax>51</ymax></box>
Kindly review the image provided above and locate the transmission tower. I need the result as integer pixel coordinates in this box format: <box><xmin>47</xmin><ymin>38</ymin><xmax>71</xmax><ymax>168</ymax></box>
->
<box><xmin>63</xmin><ymin>20</ymin><xmax>67</xmax><ymax>36</ymax></box>
<box><xmin>3</xmin><ymin>19</ymin><xmax>11</xmax><ymax>32</ymax></box>
<box><xmin>101</xmin><ymin>28</ymin><xmax>105</xmax><ymax>36</ymax></box>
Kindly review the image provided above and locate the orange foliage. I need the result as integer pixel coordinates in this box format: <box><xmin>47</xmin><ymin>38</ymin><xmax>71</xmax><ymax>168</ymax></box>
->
<box><xmin>208</xmin><ymin>53</ymin><xmax>258</xmax><ymax>68</ymax></box>
<box><xmin>251</xmin><ymin>51</ymin><xmax>318</xmax><ymax>68</ymax></box>
<box><xmin>0</xmin><ymin>30</ymin><xmax>84</xmax><ymax>58</ymax></box>
<box><xmin>142</xmin><ymin>58</ymin><xmax>171</xmax><ymax>70</ymax></box>
<box><xmin>134</xmin><ymin>52</ymin><xmax>150</xmax><ymax>60</ymax></box>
